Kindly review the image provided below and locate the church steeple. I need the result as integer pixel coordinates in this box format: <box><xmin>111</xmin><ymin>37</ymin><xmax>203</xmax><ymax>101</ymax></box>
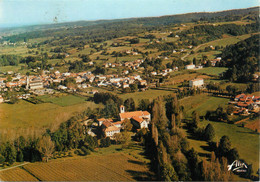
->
<box><xmin>120</xmin><ymin>105</ymin><xmax>125</xmax><ymax>113</ymax></box>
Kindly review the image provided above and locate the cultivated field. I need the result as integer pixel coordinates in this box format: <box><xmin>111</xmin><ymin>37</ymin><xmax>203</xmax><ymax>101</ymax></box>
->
<box><xmin>0</xmin><ymin>166</ymin><xmax>38</xmax><ymax>181</ymax></box>
<box><xmin>0</xmin><ymin>150</ymin><xmax>152</xmax><ymax>181</ymax></box>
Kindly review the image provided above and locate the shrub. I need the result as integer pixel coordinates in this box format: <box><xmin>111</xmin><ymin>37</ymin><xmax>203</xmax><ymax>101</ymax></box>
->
<box><xmin>68</xmin><ymin>152</ymin><xmax>73</xmax><ymax>157</ymax></box>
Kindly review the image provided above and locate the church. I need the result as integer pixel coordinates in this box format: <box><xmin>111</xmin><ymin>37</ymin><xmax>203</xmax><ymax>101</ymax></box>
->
<box><xmin>119</xmin><ymin>105</ymin><xmax>151</xmax><ymax>129</ymax></box>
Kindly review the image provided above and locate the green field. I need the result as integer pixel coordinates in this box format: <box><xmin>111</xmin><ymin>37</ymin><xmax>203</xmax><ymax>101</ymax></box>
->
<box><xmin>119</xmin><ymin>89</ymin><xmax>173</xmax><ymax>103</ymax></box>
<box><xmin>187</xmin><ymin>50</ymin><xmax>222</xmax><ymax>61</ymax></box>
<box><xmin>195</xmin><ymin>67</ymin><xmax>228</xmax><ymax>76</ymax></box>
<box><xmin>37</xmin><ymin>94</ymin><xmax>87</xmax><ymax>107</ymax></box>
<box><xmin>187</xmin><ymin>34</ymin><xmax>255</xmax><ymax>61</ymax></box>
<box><xmin>200</xmin><ymin>120</ymin><xmax>259</xmax><ymax>173</ymax></box>
<box><xmin>180</xmin><ymin>94</ymin><xmax>229</xmax><ymax>117</ymax></box>
<box><xmin>181</xmin><ymin>94</ymin><xmax>259</xmax><ymax>174</ymax></box>
<box><xmin>0</xmin><ymin>64</ymin><xmax>24</xmax><ymax>73</ymax></box>
<box><xmin>197</xmin><ymin>34</ymin><xmax>253</xmax><ymax>51</ymax></box>
<box><xmin>0</xmin><ymin>99</ymin><xmax>102</xmax><ymax>131</ymax></box>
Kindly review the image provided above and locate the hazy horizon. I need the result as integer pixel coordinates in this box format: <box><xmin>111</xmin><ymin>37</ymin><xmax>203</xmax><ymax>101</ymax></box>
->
<box><xmin>0</xmin><ymin>0</ymin><xmax>259</xmax><ymax>28</ymax></box>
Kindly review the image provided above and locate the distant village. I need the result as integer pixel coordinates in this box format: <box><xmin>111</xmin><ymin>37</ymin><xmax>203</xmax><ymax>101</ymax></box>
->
<box><xmin>0</xmin><ymin>56</ymin><xmax>211</xmax><ymax>101</ymax></box>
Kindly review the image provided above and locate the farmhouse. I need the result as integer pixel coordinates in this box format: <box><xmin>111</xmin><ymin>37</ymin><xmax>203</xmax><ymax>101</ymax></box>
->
<box><xmin>189</xmin><ymin>78</ymin><xmax>204</xmax><ymax>88</ymax></box>
<box><xmin>119</xmin><ymin>105</ymin><xmax>151</xmax><ymax>129</ymax></box>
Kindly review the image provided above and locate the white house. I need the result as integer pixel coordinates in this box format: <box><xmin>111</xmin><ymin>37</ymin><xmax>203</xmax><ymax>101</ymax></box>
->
<box><xmin>185</xmin><ymin>64</ymin><xmax>196</xmax><ymax>70</ymax></box>
<box><xmin>0</xmin><ymin>95</ymin><xmax>4</xmax><ymax>103</ymax></box>
<box><xmin>131</xmin><ymin>116</ymin><xmax>149</xmax><ymax>129</ymax></box>
<box><xmin>189</xmin><ymin>78</ymin><xmax>204</xmax><ymax>88</ymax></box>
<box><xmin>122</xmin><ymin>82</ymin><xmax>129</xmax><ymax>88</ymax></box>
<box><xmin>101</xmin><ymin>120</ymin><xmax>120</xmax><ymax>138</ymax></box>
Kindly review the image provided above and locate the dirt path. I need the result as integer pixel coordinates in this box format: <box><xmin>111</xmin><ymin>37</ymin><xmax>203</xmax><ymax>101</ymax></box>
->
<box><xmin>0</xmin><ymin>162</ymin><xmax>30</xmax><ymax>172</ymax></box>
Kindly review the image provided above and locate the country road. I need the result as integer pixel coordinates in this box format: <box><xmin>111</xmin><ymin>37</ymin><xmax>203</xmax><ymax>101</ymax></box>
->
<box><xmin>181</xmin><ymin>44</ymin><xmax>204</xmax><ymax>61</ymax></box>
<box><xmin>0</xmin><ymin>162</ymin><xmax>30</xmax><ymax>172</ymax></box>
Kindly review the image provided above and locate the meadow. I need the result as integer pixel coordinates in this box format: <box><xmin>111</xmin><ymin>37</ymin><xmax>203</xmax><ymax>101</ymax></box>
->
<box><xmin>180</xmin><ymin>94</ymin><xmax>229</xmax><ymax>117</ymax></box>
<box><xmin>0</xmin><ymin>98</ymin><xmax>101</xmax><ymax>130</ymax></box>
<box><xmin>37</xmin><ymin>94</ymin><xmax>87</xmax><ymax>107</ymax></box>
<box><xmin>119</xmin><ymin>89</ymin><xmax>173</xmax><ymax>103</ymax></box>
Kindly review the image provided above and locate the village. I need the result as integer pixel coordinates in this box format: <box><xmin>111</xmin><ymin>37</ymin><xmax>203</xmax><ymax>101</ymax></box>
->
<box><xmin>0</xmin><ymin>56</ymin><xmax>209</xmax><ymax>101</ymax></box>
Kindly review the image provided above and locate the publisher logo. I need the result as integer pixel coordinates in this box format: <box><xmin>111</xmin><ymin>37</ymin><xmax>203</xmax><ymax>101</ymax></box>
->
<box><xmin>227</xmin><ymin>160</ymin><xmax>248</xmax><ymax>173</ymax></box>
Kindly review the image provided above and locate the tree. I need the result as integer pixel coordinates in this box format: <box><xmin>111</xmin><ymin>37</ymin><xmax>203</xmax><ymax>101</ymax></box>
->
<box><xmin>162</xmin><ymin>163</ymin><xmax>179</xmax><ymax>181</ymax></box>
<box><xmin>122</xmin><ymin>119</ymin><xmax>133</xmax><ymax>131</ymax></box>
<box><xmin>170</xmin><ymin>114</ymin><xmax>176</xmax><ymax>133</ymax></box>
<box><xmin>191</xmin><ymin>111</ymin><xmax>200</xmax><ymax>128</ymax></box>
<box><xmin>152</xmin><ymin>97</ymin><xmax>168</xmax><ymax>131</ymax></box>
<box><xmin>9</xmin><ymin>95</ymin><xmax>18</xmax><ymax>104</ymax></box>
<box><xmin>0</xmin><ymin>154</ymin><xmax>5</xmax><ymax>164</ymax></box>
<box><xmin>227</xmin><ymin>148</ymin><xmax>239</xmax><ymax>163</ymax></box>
<box><xmin>124</xmin><ymin>98</ymin><xmax>135</xmax><ymax>111</ymax></box>
<box><xmin>6</xmin><ymin>75</ymin><xmax>12</xmax><ymax>82</ymax></box>
<box><xmin>226</xmin><ymin>105</ymin><xmax>235</xmax><ymax>115</ymax></box>
<box><xmin>219</xmin><ymin>135</ymin><xmax>231</xmax><ymax>157</ymax></box>
<box><xmin>204</xmin><ymin>124</ymin><xmax>215</xmax><ymax>141</ymax></box>
<box><xmin>101</xmin><ymin>101</ymin><xmax>119</xmax><ymax>118</ymax></box>
<box><xmin>3</xmin><ymin>142</ymin><xmax>17</xmax><ymax>165</ymax></box>
<box><xmin>130</xmin><ymin>83</ymin><xmax>138</xmax><ymax>92</ymax></box>
<box><xmin>38</xmin><ymin>135</ymin><xmax>55</xmax><ymax>162</ymax></box>
<box><xmin>17</xmin><ymin>151</ymin><xmax>24</xmax><ymax>162</ymax></box>
<box><xmin>138</xmin><ymin>99</ymin><xmax>150</xmax><ymax>111</ymax></box>
<box><xmin>64</xmin><ymin>77</ymin><xmax>76</xmax><ymax>88</ymax></box>
<box><xmin>100</xmin><ymin>137</ymin><xmax>111</xmax><ymax>148</ymax></box>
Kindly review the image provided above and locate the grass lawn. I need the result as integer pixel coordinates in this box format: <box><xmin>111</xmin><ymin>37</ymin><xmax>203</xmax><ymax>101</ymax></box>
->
<box><xmin>195</xmin><ymin>67</ymin><xmax>228</xmax><ymax>76</ymax></box>
<box><xmin>37</xmin><ymin>94</ymin><xmax>86</xmax><ymax>107</ymax></box>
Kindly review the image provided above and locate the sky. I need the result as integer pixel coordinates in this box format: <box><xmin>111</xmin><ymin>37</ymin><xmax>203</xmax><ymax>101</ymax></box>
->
<box><xmin>0</xmin><ymin>0</ymin><xmax>259</xmax><ymax>28</ymax></box>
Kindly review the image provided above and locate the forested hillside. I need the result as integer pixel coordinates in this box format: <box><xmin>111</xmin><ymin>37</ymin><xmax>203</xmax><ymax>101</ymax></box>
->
<box><xmin>222</xmin><ymin>35</ymin><xmax>259</xmax><ymax>82</ymax></box>
<box><xmin>1</xmin><ymin>7</ymin><xmax>259</xmax><ymax>45</ymax></box>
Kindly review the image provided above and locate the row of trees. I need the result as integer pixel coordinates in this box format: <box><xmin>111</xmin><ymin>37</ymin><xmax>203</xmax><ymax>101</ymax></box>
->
<box><xmin>137</xmin><ymin>94</ymin><xmax>237</xmax><ymax>181</ymax></box>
